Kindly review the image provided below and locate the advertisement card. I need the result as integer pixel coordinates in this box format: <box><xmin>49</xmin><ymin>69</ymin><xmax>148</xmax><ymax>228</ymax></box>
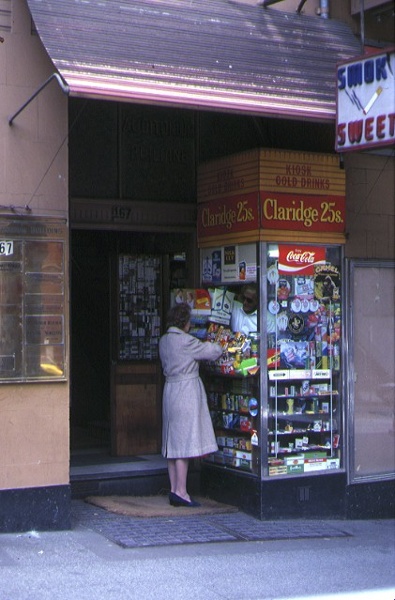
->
<box><xmin>171</xmin><ymin>288</ymin><xmax>211</xmax><ymax>313</ymax></box>
<box><xmin>201</xmin><ymin>244</ymin><xmax>257</xmax><ymax>284</ymax></box>
<box><xmin>209</xmin><ymin>288</ymin><xmax>235</xmax><ymax>325</ymax></box>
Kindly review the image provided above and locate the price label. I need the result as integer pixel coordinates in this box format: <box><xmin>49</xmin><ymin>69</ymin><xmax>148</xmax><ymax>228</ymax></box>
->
<box><xmin>0</xmin><ymin>241</ymin><xmax>13</xmax><ymax>256</ymax></box>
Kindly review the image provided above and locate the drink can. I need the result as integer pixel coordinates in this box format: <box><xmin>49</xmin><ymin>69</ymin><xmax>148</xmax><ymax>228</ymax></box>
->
<box><xmin>250</xmin><ymin>333</ymin><xmax>260</xmax><ymax>357</ymax></box>
<box><xmin>333</xmin><ymin>343</ymin><xmax>340</xmax><ymax>370</ymax></box>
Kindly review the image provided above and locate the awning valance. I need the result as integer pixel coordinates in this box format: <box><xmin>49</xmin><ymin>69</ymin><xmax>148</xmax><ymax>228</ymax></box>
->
<box><xmin>26</xmin><ymin>0</ymin><xmax>361</xmax><ymax>122</ymax></box>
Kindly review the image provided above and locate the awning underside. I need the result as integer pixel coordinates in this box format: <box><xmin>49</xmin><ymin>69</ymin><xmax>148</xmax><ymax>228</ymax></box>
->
<box><xmin>26</xmin><ymin>0</ymin><xmax>361</xmax><ymax>121</ymax></box>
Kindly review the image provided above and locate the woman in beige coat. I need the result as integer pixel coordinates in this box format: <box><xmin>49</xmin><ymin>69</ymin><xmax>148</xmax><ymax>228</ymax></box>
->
<box><xmin>159</xmin><ymin>303</ymin><xmax>222</xmax><ymax>507</ymax></box>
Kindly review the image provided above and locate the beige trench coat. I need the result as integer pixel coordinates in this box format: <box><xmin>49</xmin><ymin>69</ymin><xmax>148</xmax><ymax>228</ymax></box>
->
<box><xmin>159</xmin><ymin>327</ymin><xmax>222</xmax><ymax>458</ymax></box>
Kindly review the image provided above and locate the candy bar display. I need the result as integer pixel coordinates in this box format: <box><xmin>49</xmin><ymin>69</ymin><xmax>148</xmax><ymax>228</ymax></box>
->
<box><xmin>205</xmin><ymin>376</ymin><xmax>260</xmax><ymax>474</ymax></box>
<box><xmin>201</xmin><ymin>286</ymin><xmax>261</xmax><ymax>475</ymax></box>
<box><xmin>266</xmin><ymin>244</ymin><xmax>342</xmax><ymax>476</ymax></box>
<box><xmin>205</xmin><ymin>324</ymin><xmax>260</xmax><ymax>377</ymax></box>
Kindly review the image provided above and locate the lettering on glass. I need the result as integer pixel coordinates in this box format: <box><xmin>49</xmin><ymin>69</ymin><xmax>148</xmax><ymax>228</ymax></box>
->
<box><xmin>0</xmin><ymin>221</ymin><xmax>66</xmax><ymax>381</ymax></box>
<box><xmin>336</xmin><ymin>51</ymin><xmax>395</xmax><ymax>151</ymax></box>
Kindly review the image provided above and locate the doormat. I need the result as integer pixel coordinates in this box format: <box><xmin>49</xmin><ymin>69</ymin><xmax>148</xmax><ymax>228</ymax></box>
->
<box><xmin>73</xmin><ymin>500</ymin><xmax>352</xmax><ymax>549</ymax></box>
<box><xmin>84</xmin><ymin>494</ymin><xmax>238</xmax><ymax>518</ymax></box>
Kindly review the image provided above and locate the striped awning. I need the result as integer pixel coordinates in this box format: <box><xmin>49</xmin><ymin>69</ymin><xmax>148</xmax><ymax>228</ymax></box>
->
<box><xmin>26</xmin><ymin>0</ymin><xmax>361</xmax><ymax>121</ymax></box>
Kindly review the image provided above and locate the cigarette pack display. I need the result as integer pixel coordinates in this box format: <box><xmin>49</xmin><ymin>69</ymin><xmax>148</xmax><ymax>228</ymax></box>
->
<box><xmin>284</xmin><ymin>456</ymin><xmax>304</xmax><ymax>466</ymax></box>
<box><xmin>239</xmin><ymin>459</ymin><xmax>251</xmax><ymax>470</ymax></box>
<box><xmin>223</xmin><ymin>447</ymin><xmax>235</xmax><ymax>457</ymax></box>
<box><xmin>304</xmin><ymin>459</ymin><xmax>327</xmax><ymax>472</ymax></box>
<box><xmin>213</xmin><ymin>451</ymin><xmax>225</xmax><ymax>464</ymax></box>
<box><xmin>235</xmin><ymin>450</ymin><xmax>252</xmax><ymax>460</ymax></box>
<box><xmin>224</xmin><ymin>456</ymin><xmax>241</xmax><ymax>468</ymax></box>
<box><xmin>326</xmin><ymin>458</ymin><xmax>340</xmax><ymax>469</ymax></box>
<box><xmin>269</xmin><ymin>465</ymin><xmax>288</xmax><ymax>476</ymax></box>
<box><xmin>287</xmin><ymin>464</ymin><xmax>304</xmax><ymax>474</ymax></box>
<box><xmin>202</xmin><ymin>241</ymin><xmax>343</xmax><ymax>483</ymax></box>
<box><xmin>204</xmin><ymin>371</ymin><xmax>259</xmax><ymax>474</ymax></box>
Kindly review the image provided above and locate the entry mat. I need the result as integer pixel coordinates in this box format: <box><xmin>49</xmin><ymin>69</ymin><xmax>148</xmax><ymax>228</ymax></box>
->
<box><xmin>72</xmin><ymin>500</ymin><xmax>351</xmax><ymax>548</ymax></box>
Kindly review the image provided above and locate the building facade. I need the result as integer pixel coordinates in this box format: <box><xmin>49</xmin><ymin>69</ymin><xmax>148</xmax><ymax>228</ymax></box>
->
<box><xmin>0</xmin><ymin>0</ymin><xmax>393</xmax><ymax>531</ymax></box>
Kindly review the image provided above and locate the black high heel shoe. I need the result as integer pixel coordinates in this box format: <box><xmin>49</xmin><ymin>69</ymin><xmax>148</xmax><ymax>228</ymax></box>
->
<box><xmin>169</xmin><ymin>492</ymin><xmax>201</xmax><ymax>507</ymax></box>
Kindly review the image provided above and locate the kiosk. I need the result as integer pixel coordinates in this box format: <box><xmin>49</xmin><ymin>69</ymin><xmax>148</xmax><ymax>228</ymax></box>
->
<box><xmin>197</xmin><ymin>149</ymin><xmax>347</xmax><ymax>519</ymax></box>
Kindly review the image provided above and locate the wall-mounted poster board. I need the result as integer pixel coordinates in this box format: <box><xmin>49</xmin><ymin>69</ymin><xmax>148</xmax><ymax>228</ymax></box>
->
<box><xmin>0</xmin><ymin>217</ymin><xmax>67</xmax><ymax>382</ymax></box>
<box><xmin>117</xmin><ymin>255</ymin><xmax>161</xmax><ymax>360</ymax></box>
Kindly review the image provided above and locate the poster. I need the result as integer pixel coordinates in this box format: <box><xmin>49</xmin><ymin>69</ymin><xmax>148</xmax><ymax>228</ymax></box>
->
<box><xmin>201</xmin><ymin>243</ymin><xmax>257</xmax><ymax>284</ymax></box>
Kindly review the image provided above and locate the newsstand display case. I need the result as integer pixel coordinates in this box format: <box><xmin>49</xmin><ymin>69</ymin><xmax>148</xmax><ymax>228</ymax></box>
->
<box><xmin>204</xmin><ymin>334</ymin><xmax>261</xmax><ymax>476</ymax></box>
<box><xmin>196</xmin><ymin>148</ymin><xmax>347</xmax><ymax>518</ymax></box>
<box><xmin>266</xmin><ymin>243</ymin><xmax>342</xmax><ymax>477</ymax></box>
<box><xmin>198</xmin><ymin>242</ymin><xmax>343</xmax><ymax>481</ymax></box>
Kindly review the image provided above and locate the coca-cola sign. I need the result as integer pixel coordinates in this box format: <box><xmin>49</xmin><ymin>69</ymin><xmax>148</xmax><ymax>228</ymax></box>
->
<box><xmin>278</xmin><ymin>245</ymin><xmax>326</xmax><ymax>275</ymax></box>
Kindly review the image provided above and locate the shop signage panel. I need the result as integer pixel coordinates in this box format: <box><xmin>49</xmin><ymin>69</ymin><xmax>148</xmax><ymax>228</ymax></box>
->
<box><xmin>197</xmin><ymin>192</ymin><xmax>260</xmax><ymax>240</ymax></box>
<box><xmin>197</xmin><ymin>149</ymin><xmax>260</xmax><ymax>204</ymax></box>
<box><xmin>258</xmin><ymin>149</ymin><xmax>345</xmax><ymax>197</ymax></box>
<box><xmin>260</xmin><ymin>192</ymin><xmax>345</xmax><ymax>234</ymax></box>
<box><xmin>197</xmin><ymin>149</ymin><xmax>346</xmax><ymax>245</ymax></box>
<box><xmin>336</xmin><ymin>49</ymin><xmax>395</xmax><ymax>152</ymax></box>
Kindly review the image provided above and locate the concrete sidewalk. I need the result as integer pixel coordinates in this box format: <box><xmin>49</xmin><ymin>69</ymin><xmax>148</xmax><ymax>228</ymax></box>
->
<box><xmin>0</xmin><ymin>500</ymin><xmax>394</xmax><ymax>600</ymax></box>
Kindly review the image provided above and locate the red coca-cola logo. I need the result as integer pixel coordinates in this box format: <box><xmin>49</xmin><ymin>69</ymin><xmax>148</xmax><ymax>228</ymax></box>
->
<box><xmin>279</xmin><ymin>245</ymin><xmax>326</xmax><ymax>275</ymax></box>
<box><xmin>286</xmin><ymin>251</ymin><xmax>315</xmax><ymax>264</ymax></box>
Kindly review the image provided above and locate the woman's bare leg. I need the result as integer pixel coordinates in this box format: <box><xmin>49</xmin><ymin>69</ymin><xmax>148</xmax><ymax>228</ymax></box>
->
<box><xmin>167</xmin><ymin>459</ymin><xmax>177</xmax><ymax>493</ymax></box>
<box><xmin>167</xmin><ymin>458</ymin><xmax>190</xmax><ymax>500</ymax></box>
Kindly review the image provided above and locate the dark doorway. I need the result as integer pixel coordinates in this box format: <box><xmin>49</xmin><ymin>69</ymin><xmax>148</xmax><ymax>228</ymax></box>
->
<box><xmin>70</xmin><ymin>229</ymin><xmax>195</xmax><ymax>455</ymax></box>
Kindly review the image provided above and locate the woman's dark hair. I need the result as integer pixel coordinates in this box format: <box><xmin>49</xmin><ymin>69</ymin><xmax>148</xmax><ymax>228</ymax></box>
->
<box><xmin>166</xmin><ymin>303</ymin><xmax>191</xmax><ymax>330</ymax></box>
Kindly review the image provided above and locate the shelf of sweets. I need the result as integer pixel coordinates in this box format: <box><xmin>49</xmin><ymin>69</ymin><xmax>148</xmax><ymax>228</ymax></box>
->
<box><xmin>269</xmin><ymin>446</ymin><xmax>335</xmax><ymax>457</ymax></box>
<box><xmin>210</xmin><ymin>418</ymin><xmax>255</xmax><ymax>434</ymax></box>
<box><xmin>205</xmin><ymin>323</ymin><xmax>260</xmax><ymax>377</ymax></box>
<box><xmin>268</xmin><ymin>452</ymin><xmax>341</xmax><ymax>476</ymax></box>
<box><xmin>206</xmin><ymin>454</ymin><xmax>253</xmax><ymax>472</ymax></box>
<box><xmin>269</xmin><ymin>392</ymin><xmax>338</xmax><ymax>399</ymax></box>
<box><xmin>216</xmin><ymin>434</ymin><xmax>253</xmax><ymax>451</ymax></box>
<box><xmin>269</xmin><ymin>447</ymin><xmax>340</xmax><ymax>461</ymax></box>
<box><xmin>269</xmin><ymin>412</ymin><xmax>334</xmax><ymax>421</ymax></box>
<box><xmin>208</xmin><ymin>393</ymin><xmax>254</xmax><ymax>412</ymax></box>
<box><xmin>206</xmin><ymin>431</ymin><xmax>256</xmax><ymax>472</ymax></box>
<box><xmin>210</xmin><ymin>408</ymin><xmax>250</xmax><ymax>416</ymax></box>
<box><xmin>268</xmin><ymin>368</ymin><xmax>337</xmax><ymax>381</ymax></box>
<box><xmin>268</xmin><ymin>426</ymin><xmax>338</xmax><ymax>435</ymax></box>
<box><xmin>204</xmin><ymin>361</ymin><xmax>260</xmax><ymax>378</ymax></box>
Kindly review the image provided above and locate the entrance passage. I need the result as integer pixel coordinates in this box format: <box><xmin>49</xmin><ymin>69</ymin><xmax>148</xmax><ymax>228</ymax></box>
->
<box><xmin>70</xmin><ymin>229</ymin><xmax>195</xmax><ymax>459</ymax></box>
